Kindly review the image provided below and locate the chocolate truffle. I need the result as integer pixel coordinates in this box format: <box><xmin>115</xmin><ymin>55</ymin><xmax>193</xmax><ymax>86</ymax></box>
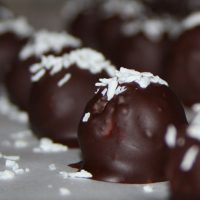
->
<box><xmin>5</xmin><ymin>30</ymin><xmax>81</xmax><ymax>111</ymax></box>
<box><xmin>166</xmin><ymin>12</ymin><xmax>200</xmax><ymax>107</ymax></box>
<box><xmin>78</xmin><ymin>67</ymin><xmax>187</xmax><ymax>183</ymax></box>
<box><xmin>166</xmin><ymin>104</ymin><xmax>200</xmax><ymax>200</ymax></box>
<box><xmin>95</xmin><ymin>0</ymin><xmax>147</xmax><ymax>62</ymax></box>
<box><xmin>28</xmin><ymin>48</ymin><xmax>115</xmax><ymax>147</ymax></box>
<box><xmin>0</xmin><ymin>17</ymin><xmax>33</xmax><ymax>83</ymax></box>
<box><xmin>63</xmin><ymin>0</ymin><xmax>101</xmax><ymax>49</ymax></box>
<box><xmin>115</xmin><ymin>17</ymin><xmax>180</xmax><ymax>76</ymax></box>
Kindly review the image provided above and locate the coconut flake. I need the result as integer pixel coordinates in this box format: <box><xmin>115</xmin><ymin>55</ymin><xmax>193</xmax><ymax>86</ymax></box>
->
<box><xmin>143</xmin><ymin>185</ymin><xmax>153</xmax><ymax>193</ymax></box>
<box><xmin>0</xmin><ymin>170</ymin><xmax>15</xmax><ymax>180</ymax></box>
<box><xmin>0</xmin><ymin>17</ymin><xmax>33</xmax><ymax>38</ymax></box>
<box><xmin>60</xmin><ymin>169</ymin><xmax>92</xmax><ymax>179</ymax></box>
<box><xmin>180</xmin><ymin>145</ymin><xmax>199</xmax><ymax>171</ymax></box>
<box><xmin>0</xmin><ymin>95</ymin><xmax>28</xmax><ymax>123</ymax></box>
<box><xmin>102</xmin><ymin>0</ymin><xmax>145</xmax><ymax>19</ymax></box>
<box><xmin>30</xmin><ymin>48</ymin><xmax>116</xmax><ymax>83</ymax></box>
<box><xmin>48</xmin><ymin>164</ymin><xmax>56</xmax><ymax>171</ymax></box>
<box><xmin>20</xmin><ymin>30</ymin><xmax>81</xmax><ymax>60</ymax></box>
<box><xmin>96</xmin><ymin>67</ymin><xmax>168</xmax><ymax>101</ymax></box>
<box><xmin>58</xmin><ymin>73</ymin><xmax>71</xmax><ymax>87</ymax></box>
<box><xmin>165</xmin><ymin>125</ymin><xmax>177</xmax><ymax>148</ymax></box>
<box><xmin>59</xmin><ymin>187</ymin><xmax>71</xmax><ymax>196</ymax></box>
<box><xmin>182</xmin><ymin>12</ymin><xmax>200</xmax><ymax>30</ymax></box>
<box><xmin>33</xmin><ymin>138</ymin><xmax>68</xmax><ymax>153</ymax></box>
<box><xmin>82</xmin><ymin>112</ymin><xmax>91</xmax><ymax>122</ymax></box>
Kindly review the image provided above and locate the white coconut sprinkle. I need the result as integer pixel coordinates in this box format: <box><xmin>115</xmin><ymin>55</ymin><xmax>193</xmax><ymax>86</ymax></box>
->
<box><xmin>143</xmin><ymin>185</ymin><xmax>153</xmax><ymax>193</ymax></box>
<box><xmin>0</xmin><ymin>6</ymin><xmax>13</xmax><ymax>19</ymax></box>
<box><xmin>95</xmin><ymin>67</ymin><xmax>168</xmax><ymax>101</ymax></box>
<box><xmin>165</xmin><ymin>125</ymin><xmax>177</xmax><ymax>148</ymax></box>
<box><xmin>182</xmin><ymin>12</ymin><xmax>200</xmax><ymax>30</ymax></box>
<box><xmin>0</xmin><ymin>17</ymin><xmax>33</xmax><ymax>38</ymax></box>
<box><xmin>122</xmin><ymin>17</ymin><xmax>180</xmax><ymax>41</ymax></box>
<box><xmin>33</xmin><ymin>138</ymin><xmax>68</xmax><ymax>153</ymax></box>
<box><xmin>0</xmin><ymin>95</ymin><xmax>28</xmax><ymax>124</ymax></box>
<box><xmin>60</xmin><ymin>169</ymin><xmax>92</xmax><ymax>179</ymax></box>
<box><xmin>82</xmin><ymin>112</ymin><xmax>91</xmax><ymax>122</ymax></box>
<box><xmin>0</xmin><ymin>154</ymin><xmax>29</xmax><ymax>180</ymax></box>
<box><xmin>20</xmin><ymin>30</ymin><xmax>81</xmax><ymax>60</ymax></box>
<box><xmin>57</xmin><ymin>73</ymin><xmax>71</xmax><ymax>87</ymax></box>
<box><xmin>0</xmin><ymin>170</ymin><xmax>15</xmax><ymax>180</ymax></box>
<box><xmin>30</xmin><ymin>48</ymin><xmax>116</xmax><ymax>84</ymax></box>
<box><xmin>180</xmin><ymin>145</ymin><xmax>199</xmax><ymax>171</ymax></box>
<box><xmin>102</xmin><ymin>0</ymin><xmax>145</xmax><ymax>19</ymax></box>
<box><xmin>59</xmin><ymin>188</ymin><xmax>71</xmax><ymax>196</ymax></box>
<box><xmin>48</xmin><ymin>164</ymin><xmax>57</xmax><ymax>171</ymax></box>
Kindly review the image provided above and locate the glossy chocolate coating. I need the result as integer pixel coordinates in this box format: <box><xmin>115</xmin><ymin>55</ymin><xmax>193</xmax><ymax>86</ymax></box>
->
<box><xmin>116</xmin><ymin>33</ymin><xmax>171</xmax><ymax>76</ymax></box>
<box><xmin>29</xmin><ymin>66</ymin><xmax>108</xmax><ymax>147</ymax></box>
<box><xmin>166</xmin><ymin>129</ymin><xmax>200</xmax><ymax>200</ymax></box>
<box><xmin>68</xmin><ymin>6</ymin><xmax>100</xmax><ymax>50</ymax></box>
<box><xmin>166</xmin><ymin>26</ymin><xmax>200</xmax><ymax>107</ymax></box>
<box><xmin>5</xmin><ymin>47</ymin><xmax>74</xmax><ymax>111</ymax></box>
<box><xmin>0</xmin><ymin>32</ymin><xmax>27</xmax><ymax>83</ymax></box>
<box><xmin>78</xmin><ymin>82</ymin><xmax>187</xmax><ymax>183</ymax></box>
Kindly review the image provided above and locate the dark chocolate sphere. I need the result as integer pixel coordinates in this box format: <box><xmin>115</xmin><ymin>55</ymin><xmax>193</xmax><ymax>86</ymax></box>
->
<box><xmin>78</xmin><ymin>68</ymin><xmax>187</xmax><ymax>183</ymax></box>
<box><xmin>5</xmin><ymin>31</ymin><xmax>81</xmax><ymax>111</ymax></box>
<box><xmin>166</xmin><ymin>125</ymin><xmax>200</xmax><ymax>200</ymax></box>
<box><xmin>166</xmin><ymin>24</ymin><xmax>200</xmax><ymax>107</ymax></box>
<box><xmin>28</xmin><ymin>49</ymin><xmax>115</xmax><ymax>147</ymax></box>
<box><xmin>0</xmin><ymin>18</ymin><xmax>32</xmax><ymax>83</ymax></box>
<box><xmin>116</xmin><ymin>31</ymin><xmax>170</xmax><ymax>76</ymax></box>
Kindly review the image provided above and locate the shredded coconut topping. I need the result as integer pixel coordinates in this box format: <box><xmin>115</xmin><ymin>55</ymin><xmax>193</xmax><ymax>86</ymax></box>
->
<box><xmin>59</xmin><ymin>169</ymin><xmax>92</xmax><ymax>179</ymax></box>
<box><xmin>33</xmin><ymin>138</ymin><xmax>68</xmax><ymax>153</ymax></box>
<box><xmin>20</xmin><ymin>30</ymin><xmax>81</xmax><ymax>60</ymax></box>
<box><xmin>95</xmin><ymin>67</ymin><xmax>168</xmax><ymax>101</ymax></box>
<box><xmin>82</xmin><ymin>112</ymin><xmax>91</xmax><ymax>122</ymax></box>
<box><xmin>102</xmin><ymin>0</ymin><xmax>145</xmax><ymax>19</ymax></box>
<box><xmin>30</xmin><ymin>48</ymin><xmax>115</xmax><ymax>84</ymax></box>
<box><xmin>0</xmin><ymin>17</ymin><xmax>33</xmax><ymax>38</ymax></box>
<box><xmin>182</xmin><ymin>12</ymin><xmax>200</xmax><ymax>30</ymax></box>
<box><xmin>187</xmin><ymin>104</ymin><xmax>200</xmax><ymax>141</ymax></box>
<box><xmin>165</xmin><ymin>125</ymin><xmax>177</xmax><ymax>148</ymax></box>
<box><xmin>122</xmin><ymin>17</ymin><xmax>180</xmax><ymax>41</ymax></box>
<box><xmin>180</xmin><ymin>145</ymin><xmax>199</xmax><ymax>171</ymax></box>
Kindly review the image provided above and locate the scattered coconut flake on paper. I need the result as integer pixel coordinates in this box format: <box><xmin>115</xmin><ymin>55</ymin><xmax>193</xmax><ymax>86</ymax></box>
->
<box><xmin>0</xmin><ymin>95</ymin><xmax>28</xmax><ymax>123</ymax></box>
<box><xmin>59</xmin><ymin>187</ymin><xmax>71</xmax><ymax>196</ymax></box>
<box><xmin>59</xmin><ymin>169</ymin><xmax>92</xmax><ymax>179</ymax></box>
<box><xmin>143</xmin><ymin>185</ymin><xmax>154</xmax><ymax>193</ymax></box>
<box><xmin>0</xmin><ymin>154</ymin><xmax>29</xmax><ymax>180</ymax></box>
<box><xmin>33</xmin><ymin>138</ymin><xmax>68</xmax><ymax>153</ymax></box>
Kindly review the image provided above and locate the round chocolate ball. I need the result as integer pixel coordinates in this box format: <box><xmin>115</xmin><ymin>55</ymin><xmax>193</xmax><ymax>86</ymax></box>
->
<box><xmin>28</xmin><ymin>48</ymin><xmax>115</xmax><ymax>147</ymax></box>
<box><xmin>78</xmin><ymin>67</ymin><xmax>187</xmax><ymax>183</ymax></box>
<box><xmin>5</xmin><ymin>30</ymin><xmax>81</xmax><ymax>111</ymax></box>
<box><xmin>95</xmin><ymin>0</ymin><xmax>147</xmax><ymax>63</ymax></box>
<box><xmin>0</xmin><ymin>17</ymin><xmax>33</xmax><ymax>83</ymax></box>
<box><xmin>115</xmin><ymin>17</ymin><xmax>179</xmax><ymax>76</ymax></box>
<box><xmin>166</xmin><ymin>13</ymin><xmax>200</xmax><ymax>107</ymax></box>
<box><xmin>64</xmin><ymin>0</ymin><xmax>101</xmax><ymax>49</ymax></box>
<box><xmin>166</xmin><ymin>107</ymin><xmax>200</xmax><ymax>200</ymax></box>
